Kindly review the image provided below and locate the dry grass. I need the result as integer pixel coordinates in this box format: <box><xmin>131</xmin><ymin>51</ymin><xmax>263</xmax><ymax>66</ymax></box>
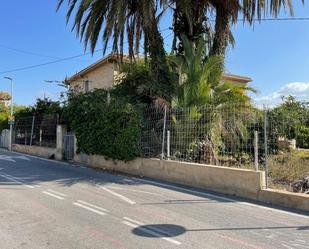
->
<box><xmin>268</xmin><ymin>149</ymin><xmax>309</xmax><ymax>189</ymax></box>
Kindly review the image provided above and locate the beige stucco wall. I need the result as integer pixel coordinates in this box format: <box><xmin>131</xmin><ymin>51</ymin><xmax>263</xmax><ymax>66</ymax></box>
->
<box><xmin>70</xmin><ymin>62</ymin><xmax>116</xmax><ymax>92</ymax></box>
<box><xmin>74</xmin><ymin>154</ymin><xmax>265</xmax><ymax>200</ymax></box>
<box><xmin>73</xmin><ymin>154</ymin><xmax>309</xmax><ymax>212</ymax></box>
<box><xmin>13</xmin><ymin>144</ymin><xmax>56</xmax><ymax>159</ymax></box>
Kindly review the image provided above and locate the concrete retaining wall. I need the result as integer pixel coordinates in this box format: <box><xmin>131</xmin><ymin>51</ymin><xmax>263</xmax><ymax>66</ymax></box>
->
<box><xmin>74</xmin><ymin>154</ymin><xmax>309</xmax><ymax>212</ymax></box>
<box><xmin>74</xmin><ymin>154</ymin><xmax>265</xmax><ymax>200</ymax></box>
<box><xmin>258</xmin><ymin>189</ymin><xmax>309</xmax><ymax>212</ymax></box>
<box><xmin>13</xmin><ymin>144</ymin><xmax>56</xmax><ymax>159</ymax></box>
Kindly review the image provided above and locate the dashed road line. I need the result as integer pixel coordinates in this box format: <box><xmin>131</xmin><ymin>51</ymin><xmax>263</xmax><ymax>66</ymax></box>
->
<box><xmin>0</xmin><ymin>172</ymin><xmax>35</xmax><ymax>189</ymax></box>
<box><xmin>108</xmin><ymin>186</ymin><xmax>162</xmax><ymax>196</ymax></box>
<box><xmin>73</xmin><ymin>202</ymin><xmax>106</xmax><ymax>216</ymax></box>
<box><xmin>76</xmin><ymin>200</ymin><xmax>108</xmax><ymax>212</ymax></box>
<box><xmin>122</xmin><ymin>217</ymin><xmax>181</xmax><ymax>246</ymax></box>
<box><xmin>100</xmin><ymin>186</ymin><xmax>136</xmax><ymax>205</ymax></box>
<box><xmin>47</xmin><ymin>189</ymin><xmax>66</xmax><ymax>197</ymax></box>
<box><xmin>42</xmin><ymin>191</ymin><xmax>65</xmax><ymax>200</ymax></box>
<box><xmin>132</xmin><ymin>177</ymin><xmax>309</xmax><ymax>219</ymax></box>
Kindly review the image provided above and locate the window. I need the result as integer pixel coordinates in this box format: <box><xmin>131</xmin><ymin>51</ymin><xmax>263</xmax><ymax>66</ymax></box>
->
<box><xmin>84</xmin><ymin>80</ymin><xmax>90</xmax><ymax>92</ymax></box>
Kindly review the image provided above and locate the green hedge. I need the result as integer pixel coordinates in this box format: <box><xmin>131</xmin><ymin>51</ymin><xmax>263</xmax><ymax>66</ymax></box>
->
<box><xmin>64</xmin><ymin>90</ymin><xmax>142</xmax><ymax>161</ymax></box>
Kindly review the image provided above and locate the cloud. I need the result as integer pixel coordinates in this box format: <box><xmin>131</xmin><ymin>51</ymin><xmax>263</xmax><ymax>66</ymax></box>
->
<box><xmin>254</xmin><ymin>82</ymin><xmax>309</xmax><ymax>107</ymax></box>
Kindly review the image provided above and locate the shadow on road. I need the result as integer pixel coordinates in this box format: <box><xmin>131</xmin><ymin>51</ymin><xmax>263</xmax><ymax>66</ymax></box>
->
<box><xmin>132</xmin><ymin>224</ymin><xmax>186</xmax><ymax>238</ymax></box>
<box><xmin>131</xmin><ymin>224</ymin><xmax>309</xmax><ymax>239</ymax></box>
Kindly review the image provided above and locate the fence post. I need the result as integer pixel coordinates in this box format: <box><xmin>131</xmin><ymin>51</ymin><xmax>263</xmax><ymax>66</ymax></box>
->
<box><xmin>55</xmin><ymin>125</ymin><xmax>67</xmax><ymax>160</ymax></box>
<box><xmin>161</xmin><ymin>105</ymin><xmax>167</xmax><ymax>160</ymax></box>
<box><xmin>39</xmin><ymin>129</ymin><xmax>42</xmax><ymax>146</ymax></box>
<box><xmin>25</xmin><ymin>131</ymin><xmax>27</xmax><ymax>145</ymax></box>
<box><xmin>264</xmin><ymin>108</ymin><xmax>269</xmax><ymax>189</ymax></box>
<box><xmin>167</xmin><ymin>130</ymin><xmax>171</xmax><ymax>160</ymax></box>
<box><xmin>254</xmin><ymin>131</ymin><xmax>259</xmax><ymax>171</ymax></box>
<box><xmin>29</xmin><ymin>116</ymin><xmax>35</xmax><ymax>146</ymax></box>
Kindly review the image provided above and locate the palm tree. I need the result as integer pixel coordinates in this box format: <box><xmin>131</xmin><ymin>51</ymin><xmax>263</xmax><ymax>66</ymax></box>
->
<box><xmin>57</xmin><ymin>0</ymin><xmax>172</xmax><ymax>88</ymax></box>
<box><xmin>165</xmin><ymin>0</ymin><xmax>298</xmax><ymax>58</ymax></box>
<box><xmin>173</xmin><ymin>35</ymin><xmax>253</xmax><ymax>108</ymax></box>
<box><xmin>171</xmin><ymin>35</ymin><xmax>256</xmax><ymax>164</ymax></box>
<box><xmin>209</xmin><ymin>0</ymin><xmax>299</xmax><ymax>57</ymax></box>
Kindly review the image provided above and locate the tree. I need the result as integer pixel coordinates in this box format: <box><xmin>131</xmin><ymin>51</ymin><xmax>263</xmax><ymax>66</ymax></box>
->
<box><xmin>170</xmin><ymin>36</ymin><xmax>257</xmax><ymax>164</ymax></box>
<box><xmin>57</xmin><ymin>0</ymin><xmax>172</xmax><ymax>93</ymax></box>
<box><xmin>269</xmin><ymin>96</ymin><xmax>309</xmax><ymax>148</ymax></box>
<box><xmin>209</xmin><ymin>0</ymin><xmax>298</xmax><ymax>57</ymax></box>
<box><xmin>173</xmin><ymin>36</ymin><xmax>254</xmax><ymax>108</ymax></box>
<box><xmin>166</xmin><ymin>0</ymin><xmax>299</xmax><ymax>59</ymax></box>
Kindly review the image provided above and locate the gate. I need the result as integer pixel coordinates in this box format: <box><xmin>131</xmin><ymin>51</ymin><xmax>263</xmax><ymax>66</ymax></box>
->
<box><xmin>0</xmin><ymin>129</ymin><xmax>10</xmax><ymax>149</ymax></box>
<box><xmin>63</xmin><ymin>133</ymin><xmax>75</xmax><ymax>160</ymax></box>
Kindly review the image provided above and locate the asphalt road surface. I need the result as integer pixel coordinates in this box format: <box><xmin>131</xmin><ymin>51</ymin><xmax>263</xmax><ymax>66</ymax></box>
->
<box><xmin>0</xmin><ymin>148</ymin><xmax>308</xmax><ymax>249</ymax></box>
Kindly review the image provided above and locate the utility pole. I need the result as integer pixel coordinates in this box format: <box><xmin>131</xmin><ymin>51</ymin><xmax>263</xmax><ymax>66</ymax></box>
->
<box><xmin>4</xmin><ymin>76</ymin><xmax>14</xmax><ymax>151</ymax></box>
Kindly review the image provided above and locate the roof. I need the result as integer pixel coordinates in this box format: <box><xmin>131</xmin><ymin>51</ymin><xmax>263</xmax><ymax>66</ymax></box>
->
<box><xmin>66</xmin><ymin>54</ymin><xmax>252</xmax><ymax>84</ymax></box>
<box><xmin>0</xmin><ymin>92</ymin><xmax>11</xmax><ymax>101</ymax></box>
<box><xmin>222</xmin><ymin>73</ymin><xmax>252</xmax><ymax>84</ymax></box>
<box><xmin>66</xmin><ymin>54</ymin><xmax>128</xmax><ymax>83</ymax></box>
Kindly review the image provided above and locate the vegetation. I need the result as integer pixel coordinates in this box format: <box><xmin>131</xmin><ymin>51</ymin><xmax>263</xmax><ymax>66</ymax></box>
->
<box><xmin>56</xmin><ymin>1</ymin><xmax>308</xmax><ymax>192</ymax></box>
<box><xmin>64</xmin><ymin>90</ymin><xmax>142</xmax><ymax>161</ymax></box>
<box><xmin>268</xmin><ymin>150</ymin><xmax>309</xmax><ymax>188</ymax></box>
<box><xmin>58</xmin><ymin>0</ymin><xmax>299</xmax><ymax>66</ymax></box>
<box><xmin>268</xmin><ymin>96</ymin><xmax>309</xmax><ymax>149</ymax></box>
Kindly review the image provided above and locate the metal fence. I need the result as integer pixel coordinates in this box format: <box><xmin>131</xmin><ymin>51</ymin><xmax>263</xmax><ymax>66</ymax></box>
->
<box><xmin>10</xmin><ymin>105</ymin><xmax>308</xmax><ymax>190</ymax></box>
<box><xmin>141</xmin><ymin>104</ymin><xmax>266</xmax><ymax>167</ymax></box>
<box><xmin>0</xmin><ymin>129</ymin><xmax>9</xmax><ymax>148</ymax></box>
<box><xmin>140</xmin><ymin>104</ymin><xmax>309</xmax><ymax>189</ymax></box>
<box><xmin>13</xmin><ymin>114</ymin><xmax>59</xmax><ymax>148</ymax></box>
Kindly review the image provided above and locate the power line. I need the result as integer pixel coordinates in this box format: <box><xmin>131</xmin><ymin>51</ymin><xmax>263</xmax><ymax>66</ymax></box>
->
<box><xmin>0</xmin><ymin>44</ymin><xmax>60</xmax><ymax>59</ymax></box>
<box><xmin>0</xmin><ymin>48</ymin><xmax>103</xmax><ymax>75</ymax></box>
<box><xmin>246</xmin><ymin>17</ymin><xmax>309</xmax><ymax>21</ymax></box>
<box><xmin>209</xmin><ymin>17</ymin><xmax>309</xmax><ymax>22</ymax></box>
<box><xmin>0</xmin><ymin>31</ymin><xmax>174</xmax><ymax>75</ymax></box>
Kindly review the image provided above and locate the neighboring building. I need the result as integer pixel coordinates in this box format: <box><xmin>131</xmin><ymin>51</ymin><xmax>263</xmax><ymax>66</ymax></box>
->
<box><xmin>0</xmin><ymin>92</ymin><xmax>11</xmax><ymax>107</ymax></box>
<box><xmin>66</xmin><ymin>54</ymin><xmax>252</xmax><ymax>92</ymax></box>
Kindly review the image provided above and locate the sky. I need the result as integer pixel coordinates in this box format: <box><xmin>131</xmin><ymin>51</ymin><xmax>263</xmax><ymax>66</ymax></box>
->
<box><xmin>0</xmin><ymin>1</ymin><xmax>309</xmax><ymax>107</ymax></box>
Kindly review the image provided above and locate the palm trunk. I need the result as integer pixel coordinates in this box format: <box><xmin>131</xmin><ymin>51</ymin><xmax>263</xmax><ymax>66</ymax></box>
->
<box><xmin>210</xmin><ymin>3</ymin><xmax>230</xmax><ymax>58</ymax></box>
<box><xmin>144</xmin><ymin>11</ymin><xmax>173</xmax><ymax>101</ymax></box>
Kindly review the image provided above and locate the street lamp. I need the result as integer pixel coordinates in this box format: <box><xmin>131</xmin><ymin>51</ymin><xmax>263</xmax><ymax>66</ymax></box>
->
<box><xmin>3</xmin><ymin>76</ymin><xmax>13</xmax><ymax>151</ymax></box>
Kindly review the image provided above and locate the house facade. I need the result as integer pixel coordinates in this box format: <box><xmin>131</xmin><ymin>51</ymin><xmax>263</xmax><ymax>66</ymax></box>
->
<box><xmin>0</xmin><ymin>92</ymin><xmax>11</xmax><ymax>107</ymax></box>
<box><xmin>66</xmin><ymin>54</ymin><xmax>252</xmax><ymax>92</ymax></box>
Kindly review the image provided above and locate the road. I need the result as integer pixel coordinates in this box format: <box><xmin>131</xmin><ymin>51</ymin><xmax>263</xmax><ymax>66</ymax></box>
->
<box><xmin>0</xmin><ymin>149</ymin><xmax>308</xmax><ymax>249</ymax></box>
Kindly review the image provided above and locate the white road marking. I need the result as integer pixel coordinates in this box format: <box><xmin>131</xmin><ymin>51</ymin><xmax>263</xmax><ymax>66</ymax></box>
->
<box><xmin>0</xmin><ymin>148</ymin><xmax>70</xmax><ymax>166</ymax></box>
<box><xmin>100</xmin><ymin>186</ymin><xmax>136</xmax><ymax>205</ymax></box>
<box><xmin>0</xmin><ymin>155</ymin><xmax>30</xmax><ymax>162</ymax></box>
<box><xmin>123</xmin><ymin>217</ymin><xmax>143</xmax><ymax>225</ymax></box>
<box><xmin>122</xmin><ymin>218</ymin><xmax>181</xmax><ymax>245</ymax></box>
<box><xmin>42</xmin><ymin>191</ymin><xmax>64</xmax><ymax>200</ymax></box>
<box><xmin>15</xmin><ymin>156</ymin><xmax>30</xmax><ymax>161</ymax></box>
<box><xmin>47</xmin><ymin>189</ymin><xmax>66</xmax><ymax>197</ymax></box>
<box><xmin>76</xmin><ymin>200</ymin><xmax>108</xmax><ymax>212</ymax></box>
<box><xmin>0</xmin><ymin>173</ymin><xmax>35</xmax><ymax>189</ymax></box>
<box><xmin>0</xmin><ymin>155</ymin><xmax>16</xmax><ymax>162</ymax></box>
<box><xmin>132</xmin><ymin>177</ymin><xmax>309</xmax><ymax>219</ymax></box>
<box><xmin>73</xmin><ymin>202</ymin><xmax>106</xmax><ymax>216</ymax></box>
<box><xmin>108</xmin><ymin>186</ymin><xmax>162</xmax><ymax>196</ymax></box>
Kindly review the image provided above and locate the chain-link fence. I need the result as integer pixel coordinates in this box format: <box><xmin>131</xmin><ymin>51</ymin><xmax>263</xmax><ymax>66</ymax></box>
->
<box><xmin>140</xmin><ymin>104</ymin><xmax>309</xmax><ymax>191</ymax></box>
<box><xmin>266</xmin><ymin>110</ymin><xmax>309</xmax><ymax>190</ymax></box>
<box><xmin>13</xmin><ymin>114</ymin><xmax>59</xmax><ymax>148</ymax></box>
<box><xmin>141</xmin><ymin>104</ymin><xmax>266</xmax><ymax>167</ymax></box>
<box><xmin>10</xmin><ymin>105</ymin><xmax>308</xmax><ymax>191</ymax></box>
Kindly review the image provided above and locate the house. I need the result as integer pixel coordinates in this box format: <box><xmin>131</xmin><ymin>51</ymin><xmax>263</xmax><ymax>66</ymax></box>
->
<box><xmin>0</xmin><ymin>92</ymin><xmax>11</xmax><ymax>107</ymax></box>
<box><xmin>66</xmin><ymin>54</ymin><xmax>252</xmax><ymax>92</ymax></box>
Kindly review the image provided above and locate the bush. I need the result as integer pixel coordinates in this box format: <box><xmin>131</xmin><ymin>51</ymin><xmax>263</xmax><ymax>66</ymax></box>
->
<box><xmin>296</xmin><ymin>125</ymin><xmax>309</xmax><ymax>149</ymax></box>
<box><xmin>64</xmin><ymin>90</ymin><xmax>142</xmax><ymax>161</ymax></box>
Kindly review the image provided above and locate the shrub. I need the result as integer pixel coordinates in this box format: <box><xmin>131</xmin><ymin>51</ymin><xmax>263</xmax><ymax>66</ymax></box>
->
<box><xmin>296</xmin><ymin>125</ymin><xmax>309</xmax><ymax>149</ymax></box>
<box><xmin>64</xmin><ymin>90</ymin><xmax>142</xmax><ymax>161</ymax></box>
